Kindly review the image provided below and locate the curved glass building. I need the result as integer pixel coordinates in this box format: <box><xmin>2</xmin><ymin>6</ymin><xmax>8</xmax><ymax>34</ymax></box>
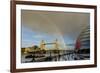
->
<box><xmin>75</xmin><ymin>25</ymin><xmax>90</xmax><ymax>59</ymax></box>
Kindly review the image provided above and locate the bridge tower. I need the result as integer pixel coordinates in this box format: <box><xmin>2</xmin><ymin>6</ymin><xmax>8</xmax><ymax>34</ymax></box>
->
<box><xmin>54</xmin><ymin>39</ymin><xmax>59</xmax><ymax>50</ymax></box>
<box><xmin>40</xmin><ymin>40</ymin><xmax>46</xmax><ymax>50</ymax></box>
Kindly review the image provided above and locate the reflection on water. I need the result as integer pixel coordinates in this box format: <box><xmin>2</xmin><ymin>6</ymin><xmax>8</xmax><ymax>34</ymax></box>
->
<box><xmin>21</xmin><ymin>50</ymin><xmax>90</xmax><ymax>63</ymax></box>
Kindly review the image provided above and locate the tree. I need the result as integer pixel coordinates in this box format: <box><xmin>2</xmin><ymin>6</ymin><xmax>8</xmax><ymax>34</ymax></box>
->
<box><xmin>33</xmin><ymin>45</ymin><xmax>39</xmax><ymax>50</ymax></box>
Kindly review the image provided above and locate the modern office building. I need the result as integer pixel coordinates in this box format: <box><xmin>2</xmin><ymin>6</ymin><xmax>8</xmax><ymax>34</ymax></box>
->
<box><xmin>75</xmin><ymin>25</ymin><xmax>90</xmax><ymax>59</ymax></box>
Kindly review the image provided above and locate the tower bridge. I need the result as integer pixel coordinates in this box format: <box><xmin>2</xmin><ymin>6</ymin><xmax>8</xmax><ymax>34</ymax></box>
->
<box><xmin>40</xmin><ymin>39</ymin><xmax>60</xmax><ymax>50</ymax></box>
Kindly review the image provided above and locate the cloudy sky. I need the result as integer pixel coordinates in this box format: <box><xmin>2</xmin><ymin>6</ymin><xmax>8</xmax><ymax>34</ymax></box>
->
<box><xmin>21</xmin><ymin>10</ymin><xmax>90</xmax><ymax>50</ymax></box>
